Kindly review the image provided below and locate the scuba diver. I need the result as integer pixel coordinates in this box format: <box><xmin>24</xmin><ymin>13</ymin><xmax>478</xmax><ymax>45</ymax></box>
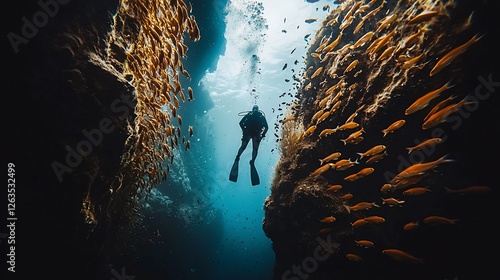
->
<box><xmin>229</xmin><ymin>105</ymin><xmax>268</xmax><ymax>185</ymax></box>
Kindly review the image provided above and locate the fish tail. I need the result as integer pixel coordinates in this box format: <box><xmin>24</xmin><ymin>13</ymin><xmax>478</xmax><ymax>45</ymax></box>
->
<box><xmin>444</xmin><ymin>80</ymin><xmax>455</xmax><ymax>89</ymax></box>
<box><xmin>319</xmin><ymin>159</ymin><xmax>324</xmax><ymax>165</ymax></box>
<box><xmin>444</xmin><ymin>186</ymin><xmax>454</xmax><ymax>194</ymax></box>
<box><xmin>356</xmin><ymin>153</ymin><xmax>364</xmax><ymax>159</ymax></box>
<box><xmin>344</xmin><ymin>205</ymin><xmax>351</xmax><ymax>213</ymax></box>
<box><xmin>405</xmin><ymin>147</ymin><xmax>413</xmax><ymax>154</ymax></box>
<box><xmin>438</xmin><ymin>154</ymin><xmax>455</xmax><ymax>164</ymax></box>
<box><xmin>472</xmin><ymin>33</ymin><xmax>485</xmax><ymax>44</ymax></box>
<box><xmin>341</xmin><ymin>139</ymin><xmax>347</xmax><ymax>145</ymax></box>
<box><xmin>373</xmin><ymin>203</ymin><xmax>380</xmax><ymax>208</ymax></box>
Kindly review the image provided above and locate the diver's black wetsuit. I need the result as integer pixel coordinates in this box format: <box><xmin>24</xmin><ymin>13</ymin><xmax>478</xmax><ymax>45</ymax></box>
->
<box><xmin>235</xmin><ymin>108</ymin><xmax>268</xmax><ymax>164</ymax></box>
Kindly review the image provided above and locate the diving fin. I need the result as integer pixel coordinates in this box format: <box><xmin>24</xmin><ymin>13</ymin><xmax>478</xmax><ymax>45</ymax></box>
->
<box><xmin>229</xmin><ymin>159</ymin><xmax>239</xmax><ymax>182</ymax></box>
<box><xmin>250</xmin><ymin>160</ymin><xmax>260</xmax><ymax>186</ymax></box>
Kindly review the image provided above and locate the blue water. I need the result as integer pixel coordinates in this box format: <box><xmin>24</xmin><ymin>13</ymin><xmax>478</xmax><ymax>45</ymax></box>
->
<box><xmin>134</xmin><ymin>0</ymin><xmax>292</xmax><ymax>279</ymax></box>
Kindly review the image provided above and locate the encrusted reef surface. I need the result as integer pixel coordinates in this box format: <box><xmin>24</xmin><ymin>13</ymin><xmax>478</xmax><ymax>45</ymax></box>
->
<box><xmin>264</xmin><ymin>0</ymin><xmax>500</xmax><ymax>279</ymax></box>
<box><xmin>4</xmin><ymin>0</ymin><xmax>208</xmax><ymax>279</ymax></box>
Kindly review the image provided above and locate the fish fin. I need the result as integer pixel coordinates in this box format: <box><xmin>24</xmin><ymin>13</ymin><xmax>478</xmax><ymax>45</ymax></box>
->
<box><xmin>250</xmin><ymin>161</ymin><xmax>260</xmax><ymax>186</ymax></box>
<box><xmin>229</xmin><ymin>159</ymin><xmax>239</xmax><ymax>182</ymax></box>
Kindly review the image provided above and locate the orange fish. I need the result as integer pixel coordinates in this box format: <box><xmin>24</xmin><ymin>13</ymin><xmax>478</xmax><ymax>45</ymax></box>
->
<box><xmin>382</xmin><ymin>249</ymin><xmax>424</xmax><ymax>264</ymax></box>
<box><xmin>188</xmin><ymin>87</ymin><xmax>194</xmax><ymax>101</ymax></box>
<box><xmin>403</xmin><ymin>187</ymin><xmax>431</xmax><ymax>196</ymax></box>
<box><xmin>332</xmin><ymin>159</ymin><xmax>351</xmax><ymax>169</ymax></box>
<box><xmin>423</xmin><ymin>216</ymin><xmax>459</xmax><ymax>225</ymax></box>
<box><xmin>347</xmin><ymin>136</ymin><xmax>364</xmax><ymax>145</ymax></box>
<box><xmin>406</xmin><ymin>138</ymin><xmax>443</xmax><ymax>154</ymax></box>
<box><xmin>391</xmin><ymin>155</ymin><xmax>454</xmax><ymax>183</ymax></box>
<box><xmin>444</xmin><ymin>185</ymin><xmax>492</xmax><ymax>194</ymax></box>
<box><xmin>430</xmin><ymin>34</ymin><xmax>483</xmax><ymax>76</ymax></box>
<box><xmin>323</xmin><ymin>31</ymin><xmax>343</xmax><ymax>52</ymax></box>
<box><xmin>346</xmin><ymin>253</ymin><xmax>363</xmax><ymax>261</ymax></box>
<box><xmin>376</xmin><ymin>14</ymin><xmax>397</xmax><ymax>33</ymax></box>
<box><xmin>364</xmin><ymin>216</ymin><xmax>385</xmax><ymax>224</ymax></box>
<box><xmin>316</xmin><ymin>111</ymin><xmax>331</xmax><ymax>125</ymax></box>
<box><xmin>382</xmin><ymin>120</ymin><xmax>405</xmax><ymax>137</ymax></box>
<box><xmin>311</xmin><ymin>66</ymin><xmax>323</xmax><ymax>79</ymax></box>
<box><xmin>302</xmin><ymin>125</ymin><xmax>317</xmax><ymax>138</ymax></box>
<box><xmin>336</xmin><ymin>121</ymin><xmax>360</xmax><ymax>131</ymax></box>
<box><xmin>350</xmin><ymin>31</ymin><xmax>374</xmax><ymax>49</ymax></box>
<box><xmin>355</xmin><ymin>240</ymin><xmax>375</xmax><ymax>248</ymax></box>
<box><xmin>319</xmin><ymin>128</ymin><xmax>337</xmax><ymax>138</ymax></box>
<box><xmin>348</xmin><ymin>202</ymin><xmax>379</xmax><ymax>211</ymax></box>
<box><xmin>422</xmin><ymin>96</ymin><xmax>472</xmax><ymax>130</ymax></box>
<box><xmin>356</xmin><ymin>167</ymin><xmax>375</xmax><ymax>178</ymax></box>
<box><xmin>327</xmin><ymin>184</ymin><xmax>343</xmax><ymax>191</ymax></box>
<box><xmin>319</xmin><ymin>152</ymin><xmax>342</xmax><ymax>165</ymax></box>
<box><xmin>408</xmin><ymin>10</ymin><xmax>440</xmax><ymax>25</ymax></box>
<box><xmin>351</xmin><ymin>219</ymin><xmax>369</xmax><ymax>228</ymax></box>
<box><xmin>344</xmin><ymin>173</ymin><xmax>359</xmax><ymax>181</ymax></box>
<box><xmin>340</xmin><ymin>193</ymin><xmax>353</xmax><ymax>200</ymax></box>
<box><xmin>366</xmin><ymin>152</ymin><xmax>387</xmax><ymax>164</ymax></box>
<box><xmin>403</xmin><ymin>52</ymin><xmax>426</xmax><ymax>69</ymax></box>
<box><xmin>311</xmin><ymin>110</ymin><xmax>325</xmax><ymax>123</ymax></box>
<box><xmin>369</xmin><ymin>29</ymin><xmax>396</xmax><ymax>56</ymax></box>
<box><xmin>380</xmin><ymin>183</ymin><xmax>393</xmax><ymax>193</ymax></box>
<box><xmin>382</xmin><ymin>197</ymin><xmax>405</xmax><ymax>207</ymax></box>
<box><xmin>357</xmin><ymin>145</ymin><xmax>386</xmax><ymax>159</ymax></box>
<box><xmin>403</xmin><ymin>26</ymin><xmax>427</xmax><ymax>48</ymax></box>
<box><xmin>335</xmin><ymin>159</ymin><xmax>359</xmax><ymax>171</ymax></box>
<box><xmin>423</xmin><ymin>95</ymin><xmax>456</xmax><ymax>122</ymax></box>
<box><xmin>377</xmin><ymin>46</ymin><xmax>396</xmax><ymax>61</ymax></box>
<box><xmin>344</xmin><ymin>59</ymin><xmax>359</xmax><ymax>74</ymax></box>
<box><xmin>405</xmin><ymin>81</ymin><xmax>454</xmax><ymax>115</ymax></box>
<box><xmin>341</xmin><ymin>128</ymin><xmax>365</xmax><ymax>145</ymax></box>
<box><xmin>311</xmin><ymin>163</ymin><xmax>333</xmax><ymax>177</ymax></box>
<box><xmin>403</xmin><ymin>221</ymin><xmax>419</xmax><ymax>230</ymax></box>
<box><xmin>320</xmin><ymin>216</ymin><xmax>336</xmax><ymax>223</ymax></box>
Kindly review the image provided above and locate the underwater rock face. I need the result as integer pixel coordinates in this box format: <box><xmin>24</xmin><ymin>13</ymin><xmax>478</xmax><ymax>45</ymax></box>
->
<box><xmin>264</xmin><ymin>0</ymin><xmax>499</xmax><ymax>279</ymax></box>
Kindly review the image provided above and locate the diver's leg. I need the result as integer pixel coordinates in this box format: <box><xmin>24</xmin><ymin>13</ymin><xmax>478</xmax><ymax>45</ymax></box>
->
<box><xmin>250</xmin><ymin>136</ymin><xmax>260</xmax><ymax>163</ymax></box>
<box><xmin>235</xmin><ymin>138</ymin><xmax>249</xmax><ymax>161</ymax></box>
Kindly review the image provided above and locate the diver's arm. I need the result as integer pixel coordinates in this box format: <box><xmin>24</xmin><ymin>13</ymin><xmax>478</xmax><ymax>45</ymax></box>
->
<box><xmin>261</xmin><ymin>117</ymin><xmax>269</xmax><ymax>137</ymax></box>
<box><xmin>239</xmin><ymin>115</ymin><xmax>248</xmax><ymax>129</ymax></box>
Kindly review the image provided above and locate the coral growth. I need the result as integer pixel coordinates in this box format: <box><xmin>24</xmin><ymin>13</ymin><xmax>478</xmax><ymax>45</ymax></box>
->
<box><xmin>264</xmin><ymin>0</ymin><xmax>498</xmax><ymax>279</ymax></box>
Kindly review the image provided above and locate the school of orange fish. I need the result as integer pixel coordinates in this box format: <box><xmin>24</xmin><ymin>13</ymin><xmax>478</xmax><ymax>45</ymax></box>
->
<box><xmin>98</xmin><ymin>0</ymin><xmax>199</xmax><ymax>193</ymax></box>
<box><xmin>278</xmin><ymin>0</ymin><xmax>490</xmax><ymax>265</ymax></box>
